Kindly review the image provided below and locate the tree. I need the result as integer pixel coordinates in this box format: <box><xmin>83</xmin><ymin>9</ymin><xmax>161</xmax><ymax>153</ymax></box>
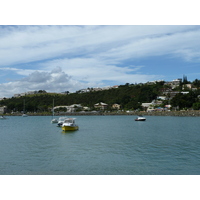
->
<box><xmin>182</xmin><ymin>75</ymin><xmax>190</xmax><ymax>84</ymax></box>
<box><xmin>193</xmin><ymin>102</ymin><xmax>200</xmax><ymax>110</ymax></box>
<box><xmin>65</xmin><ymin>91</ymin><xmax>70</xmax><ymax>95</ymax></box>
<box><xmin>193</xmin><ymin>79</ymin><xmax>200</xmax><ymax>88</ymax></box>
<box><xmin>170</xmin><ymin>92</ymin><xmax>196</xmax><ymax>110</ymax></box>
<box><xmin>38</xmin><ymin>90</ymin><xmax>47</xmax><ymax>93</ymax></box>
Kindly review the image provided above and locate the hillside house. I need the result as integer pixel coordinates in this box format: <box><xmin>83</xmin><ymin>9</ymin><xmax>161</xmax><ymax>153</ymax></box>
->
<box><xmin>54</xmin><ymin>104</ymin><xmax>83</xmax><ymax>112</ymax></box>
<box><xmin>182</xmin><ymin>84</ymin><xmax>197</xmax><ymax>91</ymax></box>
<box><xmin>94</xmin><ymin>102</ymin><xmax>108</xmax><ymax>110</ymax></box>
<box><xmin>164</xmin><ymin>79</ymin><xmax>182</xmax><ymax>89</ymax></box>
<box><xmin>142</xmin><ymin>103</ymin><xmax>152</xmax><ymax>111</ymax></box>
<box><xmin>112</xmin><ymin>104</ymin><xmax>121</xmax><ymax>110</ymax></box>
<box><xmin>157</xmin><ymin>96</ymin><xmax>167</xmax><ymax>100</ymax></box>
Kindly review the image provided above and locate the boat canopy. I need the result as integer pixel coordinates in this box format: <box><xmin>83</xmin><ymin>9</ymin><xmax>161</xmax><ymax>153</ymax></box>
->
<box><xmin>63</xmin><ymin>118</ymin><xmax>76</xmax><ymax>123</ymax></box>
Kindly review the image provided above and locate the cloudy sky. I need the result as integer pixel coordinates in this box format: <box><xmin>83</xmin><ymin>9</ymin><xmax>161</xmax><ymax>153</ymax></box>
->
<box><xmin>0</xmin><ymin>25</ymin><xmax>200</xmax><ymax>97</ymax></box>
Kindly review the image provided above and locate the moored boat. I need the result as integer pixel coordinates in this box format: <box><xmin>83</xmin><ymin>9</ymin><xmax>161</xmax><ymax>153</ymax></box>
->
<box><xmin>0</xmin><ymin>115</ymin><xmax>7</xmax><ymax>120</ymax></box>
<box><xmin>135</xmin><ymin>115</ymin><xmax>146</xmax><ymax>121</ymax></box>
<box><xmin>62</xmin><ymin>118</ymin><xmax>79</xmax><ymax>131</ymax></box>
<box><xmin>57</xmin><ymin>117</ymin><xmax>68</xmax><ymax>127</ymax></box>
<box><xmin>51</xmin><ymin>118</ymin><xmax>58</xmax><ymax>123</ymax></box>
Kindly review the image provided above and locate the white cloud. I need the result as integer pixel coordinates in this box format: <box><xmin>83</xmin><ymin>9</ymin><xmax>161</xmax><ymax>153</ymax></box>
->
<box><xmin>0</xmin><ymin>25</ymin><xmax>200</xmax><ymax>67</ymax></box>
<box><xmin>1</xmin><ymin>25</ymin><xmax>200</xmax><ymax>97</ymax></box>
<box><xmin>0</xmin><ymin>66</ymin><xmax>160</xmax><ymax>97</ymax></box>
<box><xmin>96</xmin><ymin>28</ymin><xmax>200</xmax><ymax>63</ymax></box>
<box><xmin>0</xmin><ymin>67</ymin><xmax>39</xmax><ymax>76</ymax></box>
<box><xmin>40</xmin><ymin>57</ymin><xmax>152</xmax><ymax>83</ymax></box>
<box><xmin>0</xmin><ymin>68</ymin><xmax>87</xmax><ymax>97</ymax></box>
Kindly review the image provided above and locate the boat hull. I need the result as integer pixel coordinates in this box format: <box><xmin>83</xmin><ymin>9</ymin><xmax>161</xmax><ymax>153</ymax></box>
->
<box><xmin>62</xmin><ymin>125</ymin><xmax>79</xmax><ymax>131</ymax></box>
<box><xmin>51</xmin><ymin>119</ymin><xmax>58</xmax><ymax>123</ymax></box>
<box><xmin>135</xmin><ymin>119</ymin><xmax>146</xmax><ymax>121</ymax></box>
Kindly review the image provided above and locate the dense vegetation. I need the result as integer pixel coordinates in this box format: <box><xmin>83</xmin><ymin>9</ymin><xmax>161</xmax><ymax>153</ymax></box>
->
<box><xmin>1</xmin><ymin>79</ymin><xmax>200</xmax><ymax>113</ymax></box>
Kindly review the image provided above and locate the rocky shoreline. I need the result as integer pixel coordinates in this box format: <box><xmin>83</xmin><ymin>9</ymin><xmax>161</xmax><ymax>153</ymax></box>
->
<box><xmin>4</xmin><ymin>110</ymin><xmax>200</xmax><ymax>117</ymax></box>
<box><xmin>105</xmin><ymin>110</ymin><xmax>200</xmax><ymax>117</ymax></box>
<box><xmin>133</xmin><ymin>110</ymin><xmax>200</xmax><ymax>117</ymax></box>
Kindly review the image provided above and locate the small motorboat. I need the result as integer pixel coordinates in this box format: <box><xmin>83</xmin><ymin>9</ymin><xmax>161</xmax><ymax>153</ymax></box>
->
<box><xmin>62</xmin><ymin>118</ymin><xmax>79</xmax><ymax>131</ymax></box>
<box><xmin>135</xmin><ymin>115</ymin><xmax>146</xmax><ymax>121</ymax></box>
<box><xmin>57</xmin><ymin>117</ymin><xmax>68</xmax><ymax>127</ymax></box>
<box><xmin>0</xmin><ymin>115</ymin><xmax>7</xmax><ymax>120</ymax></box>
<box><xmin>51</xmin><ymin>118</ymin><xmax>58</xmax><ymax>123</ymax></box>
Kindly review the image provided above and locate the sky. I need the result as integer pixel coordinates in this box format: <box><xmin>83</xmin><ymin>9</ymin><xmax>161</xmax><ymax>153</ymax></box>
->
<box><xmin>0</xmin><ymin>25</ymin><xmax>200</xmax><ymax>98</ymax></box>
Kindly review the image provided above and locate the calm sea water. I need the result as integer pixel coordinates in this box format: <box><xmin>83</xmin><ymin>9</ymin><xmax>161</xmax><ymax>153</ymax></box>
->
<box><xmin>1</xmin><ymin>115</ymin><xmax>200</xmax><ymax>175</ymax></box>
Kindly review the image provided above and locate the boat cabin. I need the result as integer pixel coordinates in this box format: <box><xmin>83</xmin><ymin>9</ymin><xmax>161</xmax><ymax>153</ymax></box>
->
<box><xmin>63</xmin><ymin>118</ymin><xmax>76</xmax><ymax>124</ymax></box>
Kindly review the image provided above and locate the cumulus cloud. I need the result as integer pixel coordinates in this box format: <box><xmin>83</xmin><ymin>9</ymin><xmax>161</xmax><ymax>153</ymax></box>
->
<box><xmin>0</xmin><ymin>67</ymin><xmax>92</xmax><ymax>97</ymax></box>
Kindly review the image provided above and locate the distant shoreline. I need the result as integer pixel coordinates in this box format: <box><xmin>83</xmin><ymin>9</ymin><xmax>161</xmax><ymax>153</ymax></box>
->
<box><xmin>4</xmin><ymin>110</ymin><xmax>200</xmax><ymax>117</ymax></box>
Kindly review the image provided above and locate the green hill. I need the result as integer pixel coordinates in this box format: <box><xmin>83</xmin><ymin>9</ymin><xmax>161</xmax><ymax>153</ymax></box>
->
<box><xmin>1</xmin><ymin>80</ymin><xmax>200</xmax><ymax>113</ymax></box>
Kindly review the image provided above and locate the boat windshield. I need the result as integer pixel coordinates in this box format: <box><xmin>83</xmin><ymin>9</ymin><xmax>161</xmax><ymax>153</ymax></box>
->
<box><xmin>64</xmin><ymin>118</ymin><xmax>75</xmax><ymax>123</ymax></box>
<box><xmin>59</xmin><ymin>117</ymin><xmax>67</xmax><ymax>121</ymax></box>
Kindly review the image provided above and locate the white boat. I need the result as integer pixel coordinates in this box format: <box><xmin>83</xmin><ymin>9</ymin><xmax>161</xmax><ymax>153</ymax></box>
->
<box><xmin>0</xmin><ymin>116</ymin><xmax>7</xmax><ymax>120</ymax></box>
<box><xmin>51</xmin><ymin>99</ymin><xmax>58</xmax><ymax>123</ymax></box>
<box><xmin>51</xmin><ymin>118</ymin><xmax>58</xmax><ymax>123</ymax></box>
<box><xmin>135</xmin><ymin>115</ymin><xmax>146</xmax><ymax>121</ymax></box>
<box><xmin>57</xmin><ymin>117</ymin><xmax>68</xmax><ymax>127</ymax></box>
<box><xmin>62</xmin><ymin>118</ymin><xmax>79</xmax><ymax>131</ymax></box>
<box><xmin>22</xmin><ymin>114</ymin><xmax>28</xmax><ymax>117</ymax></box>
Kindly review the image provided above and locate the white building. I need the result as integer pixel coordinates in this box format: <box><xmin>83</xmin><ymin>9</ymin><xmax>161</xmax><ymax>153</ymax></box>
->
<box><xmin>141</xmin><ymin>103</ymin><xmax>152</xmax><ymax>108</ymax></box>
<box><xmin>0</xmin><ymin>106</ymin><xmax>7</xmax><ymax>114</ymax></box>
<box><xmin>54</xmin><ymin>104</ymin><xmax>83</xmax><ymax>112</ymax></box>
<box><xmin>157</xmin><ymin>96</ymin><xmax>167</xmax><ymax>100</ymax></box>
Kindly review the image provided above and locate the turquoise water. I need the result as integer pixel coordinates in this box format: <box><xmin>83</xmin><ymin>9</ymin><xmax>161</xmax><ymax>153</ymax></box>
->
<box><xmin>1</xmin><ymin>115</ymin><xmax>200</xmax><ymax>175</ymax></box>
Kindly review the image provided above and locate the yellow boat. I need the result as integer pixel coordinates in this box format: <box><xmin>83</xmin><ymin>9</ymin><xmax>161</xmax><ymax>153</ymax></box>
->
<box><xmin>62</xmin><ymin>118</ymin><xmax>79</xmax><ymax>131</ymax></box>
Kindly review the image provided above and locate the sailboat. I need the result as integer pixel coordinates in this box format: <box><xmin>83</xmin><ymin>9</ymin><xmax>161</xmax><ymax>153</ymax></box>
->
<box><xmin>22</xmin><ymin>99</ymin><xmax>28</xmax><ymax>117</ymax></box>
<box><xmin>51</xmin><ymin>99</ymin><xmax>58</xmax><ymax>123</ymax></box>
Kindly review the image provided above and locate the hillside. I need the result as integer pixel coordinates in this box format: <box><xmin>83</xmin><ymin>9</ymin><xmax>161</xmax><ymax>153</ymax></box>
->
<box><xmin>0</xmin><ymin>82</ymin><xmax>165</xmax><ymax>113</ymax></box>
<box><xmin>1</xmin><ymin>80</ymin><xmax>200</xmax><ymax>113</ymax></box>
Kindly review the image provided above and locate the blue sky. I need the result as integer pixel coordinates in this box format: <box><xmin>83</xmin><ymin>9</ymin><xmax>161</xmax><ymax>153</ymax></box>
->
<box><xmin>1</xmin><ymin>25</ymin><xmax>200</xmax><ymax>97</ymax></box>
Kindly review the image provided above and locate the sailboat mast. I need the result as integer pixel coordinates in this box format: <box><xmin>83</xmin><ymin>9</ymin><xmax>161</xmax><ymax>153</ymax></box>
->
<box><xmin>23</xmin><ymin>99</ymin><xmax>25</xmax><ymax>114</ymax></box>
<box><xmin>53</xmin><ymin>99</ymin><xmax>54</xmax><ymax>117</ymax></box>
<box><xmin>51</xmin><ymin>99</ymin><xmax>58</xmax><ymax>123</ymax></box>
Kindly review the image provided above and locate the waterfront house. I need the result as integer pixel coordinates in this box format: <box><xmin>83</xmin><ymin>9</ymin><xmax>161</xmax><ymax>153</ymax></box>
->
<box><xmin>54</xmin><ymin>104</ymin><xmax>83</xmax><ymax>112</ymax></box>
<box><xmin>94</xmin><ymin>102</ymin><xmax>108</xmax><ymax>110</ymax></box>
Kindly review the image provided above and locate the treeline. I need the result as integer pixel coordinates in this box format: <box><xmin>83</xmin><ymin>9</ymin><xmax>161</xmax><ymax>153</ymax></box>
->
<box><xmin>170</xmin><ymin>91</ymin><xmax>200</xmax><ymax>110</ymax></box>
<box><xmin>1</xmin><ymin>80</ymin><xmax>200</xmax><ymax>113</ymax></box>
<box><xmin>0</xmin><ymin>82</ymin><xmax>165</xmax><ymax>113</ymax></box>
